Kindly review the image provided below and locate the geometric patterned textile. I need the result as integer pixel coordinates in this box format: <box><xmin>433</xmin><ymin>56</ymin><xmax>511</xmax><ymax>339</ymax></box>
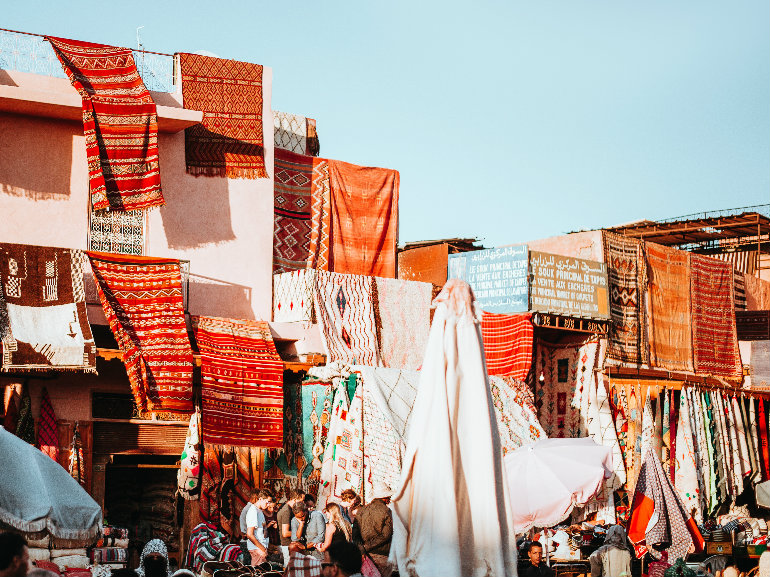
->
<box><xmin>179</xmin><ymin>53</ymin><xmax>266</xmax><ymax>179</ymax></box>
<box><xmin>362</xmin><ymin>381</ymin><xmax>404</xmax><ymax>504</ymax></box>
<box><xmin>354</xmin><ymin>366</ymin><xmax>420</xmax><ymax>442</ymax></box>
<box><xmin>48</xmin><ymin>37</ymin><xmax>164</xmax><ymax>211</ymax></box>
<box><xmin>742</xmin><ymin>340</ymin><xmax>770</xmax><ymax>391</ymax></box>
<box><xmin>374</xmin><ymin>277</ymin><xmax>432</xmax><ymax>370</ymax></box>
<box><xmin>734</xmin><ymin>272</ymin><xmax>747</xmax><ymax>311</ymax></box>
<box><xmin>736</xmin><ymin>310</ymin><xmax>770</xmax><ymax>341</ymax></box>
<box><xmin>37</xmin><ymin>387</ymin><xmax>59</xmax><ymax>461</ymax></box>
<box><xmin>481</xmin><ymin>312</ymin><xmax>534</xmax><ymax>380</ymax></box>
<box><xmin>674</xmin><ymin>389</ymin><xmax>701</xmax><ymax>522</ymax></box>
<box><xmin>328</xmin><ymin>160</ymin><xmax>399</xmax><ymax>278</ymax></box>
<box><xmin>199</xmin><ymin>445</ymin><xmax>222</xmax><ymax>523</ymax></box>
<box><xmin>273</xmin><ymin>111</ymin><xmax>319</xmax><ymax>157</ymax></box>
<box><xmin>273</xmin><ymin>269</ymin><xmax>316</xmax><ymax>323</ymax></box>
<box><xmin>690</xmin><ymin>254</ymin><xmax>742</xmax><ymax>379</ymax></box>
<box><xmin>628</xmin><ymin>448</ymin><xmax>704</xmax><ymax>562</ymax></box>
<box><xmin>745</xmin><ymin>274</ymin><xmax>770</xmax><ymax>310</ymax></box>
<box><xmin>89</xmin><ymin>207</ymin><xmax>145</xmax><ymax>256</ymax></box>
<box><xmin>87</xmin><ymin>251</ymin><xmax>194</xmax><ymax>413</ymax></box>
<box><xmin>313</xmin><ymin>271</ymin><xmax>381</xmax><ymax>366</ymax></box>
<box><xmin>191</xmin><ymin>316</ymin><xmax>283</xmax><ymax>448</ymax></box>
<box><xmin>0</xmin><ymin>244</ymin><xmax>96</xmax><ymax>373</ymax></box>
<box><xmin>646</xmin><ymin>243</ymin><xmax>694</xmax><ymax>372</ymax></box>
<box><xmin>535</xmin><ymin>338</ymin><xmax>599</xmax><ymax>438</ymax></box>
<box><xmin>603</xmin><ymin>231</ymin><xmax>647</xmax><ymax>365</ymax></box>
<box><xmin>489</xmin><ymin>375</ymin><xmax>545</xmax><ymax>455</ymax></box>
<box><xmin>301</xmin><ymin>381</ymin><xmax>333</xmax><ymax>488</ymax></box>
<box><xmin>273</xmin><ymin>148</ymin><xmax>315</xmax><ymax>273</ymax></box>
<box><xmin>308</xmin><ymin>159</ymin><xmax>331</xmax><ymax>271</ymax></box>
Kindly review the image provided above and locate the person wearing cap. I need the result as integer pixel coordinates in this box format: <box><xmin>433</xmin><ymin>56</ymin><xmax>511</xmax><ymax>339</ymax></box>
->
<box><xmin>352</xmin><ymin>483</ymin><xmax>394</xmax><ymax>577</ymax></box>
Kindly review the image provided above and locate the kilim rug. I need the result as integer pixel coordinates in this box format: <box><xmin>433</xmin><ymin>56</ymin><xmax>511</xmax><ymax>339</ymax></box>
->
<box><xmin>645</xmin><ymin>243</ymin><xmax>694</xmax><ymax>372</ymax></box>
<box><xmin>535</xmin><ymin>339</ymin><xmax>599</xmax><ymax>438</ymax></box>
<box><xmin>301</xmin><ymin>382</ymin><xmax>333</xmax><ymax>489</ymax></box>
<box><xmin>0</xmin><ymin>244</ymin><xmax>96</xmax><ymax>372</ymax></box>
<box><xmin>317</xmin><ymin>383</ymin><xmax>365</xmax><ymax>508</ymax></box>
<box><xmin>737</xmin><ymin>311</ymin><xmax>770</xmax><ymax>341</ymax></box>
<box><xmin>374</xmin><ymin>277</ymin><xmax>432</xmax><ymax>370</ymax></box>
<box><xmin>273</xmin><ymin>111</ymin><xmax>320</xmax><ymax>156</ymax></box>
<box><xmin>273</xmin><ymin>148</ymin><xmax>315</xmax><ymax>273</ymax></box>
<box><xmin>734</xmin><ymin>272</ymin><xmax>747</xmax><ymax>310</ymax></box>
<box><xmin>179</xmin><ymin>53</ymin><xmax>267</xmax><ymax>179</ymax></box>
<box><xmin>308</xmin><ymin>158</ymin><xmax>331</xmax><ymax>271</ymax></box>
<box><xmin>192</xmin><ymin>316</ymin><xmax>283</xmax><ymax>448</ymax></box>
<box><xmin>48</xmin><ymin>37</ymin><xmax>164</xmax><ymax>211</ymax></box>
<box><xmin>674</xmin><ymin>389</ymin><xmax>701</xmax><ymax>521</ymax></box>
<box><xmin>87</xmin><ymin>251</ymin><xmax>193</xmax><ymax>413</ymax></box>
<box><xmin>746</xmin><ymin>341</ymin><xmax>770</xmax><ymax>390</ymax></box>
<box><xmin>590</xmin><ymin>360</ymin><xmax>626</xmax><ymax>490</ymax></box>
<box><xmin>362</xmin><ymin>380</ymin><xmax>404</xmax><ymax>504</ymax></box>
<box><xmin>313</xmin><ymin>271</ymin><xmax>381</xmax><ymax>366</ymax></box>
<box><xmin>328</xmin><ymin>160</ymin><xmax>399</xmax><ymax>277</ymax></box>
<box><xmin>37</xmin><ymin>387</ymin><xmax>59</xmax><ymax>461</ymax></box>
<box><xmin>0</xmin><ymin>279</ymin><xmax>10</xmax><ymax>342</ymax></box>
<box><xmin>603</xmin><ymin>231</ymin><xmax>647</xmax><ymax>364</ymax></box>
<box><xmin>481</xmin><ymin>311</ymin><xmax>534</xmax><ymax>379</ymax></box>
<box><xmin>355</xmin><ymin>366</ymin><xmax>420</xmax><ymax>443</ymax></box>
<box><xmin>690</xmin><ymin>254</ymin><xmax>742</xmax><ymax>379</ymax></box>
<box><xmin>489</xmin><ymin>375</ymin><xmax>545</xmax><ymax>455</ymax></box>
<box><xmin>199</xmin><ymin>444</ymin><xmax>222</xmax><ymax>523</ymax></box>
<box><xmin>746</xmin><ymin>274</ymin><xmax>770</xmax><ymax>310</ymax></box>
<box><xmin>273</xmin><ymin>269</ymin><xmax>316</xmax><ymax>323</ymax></box>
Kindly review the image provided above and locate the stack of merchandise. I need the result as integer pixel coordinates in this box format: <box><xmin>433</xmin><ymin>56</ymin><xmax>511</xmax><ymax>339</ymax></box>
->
<box><xmin>50</xmin><ymin>548</ymin><xmax>90</xmax><ymax>571</ymax></box>
<box><xmin>27</xmin><ymin>536</ymin><xmax>51</xmax><ymax>564</ymax></box>
<box><xmin>91</xmin><ymin>525</ymin><xmax>130</xmax><ymax>568</ymax></box>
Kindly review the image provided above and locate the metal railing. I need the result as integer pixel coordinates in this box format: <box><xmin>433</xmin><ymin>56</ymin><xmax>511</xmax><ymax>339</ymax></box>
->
<box><xmin>0</xmin><ymin>27</ymin><xmax>176</xmax><ymax>93</ymax></box>
<box><xmin>657</xmin><ymin>204</ymin><xmax>770</xmax><ymax>223</ymax></box>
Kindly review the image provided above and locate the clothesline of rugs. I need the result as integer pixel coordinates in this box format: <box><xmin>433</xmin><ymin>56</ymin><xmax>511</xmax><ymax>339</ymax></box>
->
<box><xmin>46</xmin><ymin>36</ymin><xmax>402</xmax><ymax>281</ymax></box>
<box><xmin>603</xmin><ymin>231</ymin><xmax>770</xmax><ymax>380</ymax></box>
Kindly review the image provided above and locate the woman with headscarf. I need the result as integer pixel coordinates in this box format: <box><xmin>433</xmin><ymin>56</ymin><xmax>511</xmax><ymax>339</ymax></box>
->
<box><xmin>136</xmin><ymin>539</ymin><xmax>171</xmax><ymax>577</ymax></box>
<box><xmin>589</xmin><ymin>525</ymin><xmax>632</xmax><ymax>577</ymax></box>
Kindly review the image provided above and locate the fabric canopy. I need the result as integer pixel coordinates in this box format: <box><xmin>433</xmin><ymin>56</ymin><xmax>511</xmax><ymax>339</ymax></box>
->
<box><xmin>390</xmin><ymin>280</ymin><xmax>516</xmax><ymax>577</ymax></box>
<box><xmin>0</xmin><ymin>425</ymin><xmax>102</xmax><ymax>546</ymax></box>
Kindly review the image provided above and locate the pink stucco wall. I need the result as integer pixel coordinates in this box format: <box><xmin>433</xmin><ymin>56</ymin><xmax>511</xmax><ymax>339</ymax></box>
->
<box><xmin>523</xmin><ymin>230</ymin><xmax>605</xmax><ymax>262</ymax></box>
<box><xmin>0</xmin><ymin>66</ymin><xmax>275</xmax><ymax>322</ymax></box>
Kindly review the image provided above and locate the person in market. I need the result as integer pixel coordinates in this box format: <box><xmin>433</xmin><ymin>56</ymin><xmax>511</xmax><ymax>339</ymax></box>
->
<box><xmin>318</xmin><ymin>503</ymin><xmax>353</xmax><ymax>552</ymax></box>
<box><xmin>245</xmin><ymin>489</ymin><xmax>273</xmax><ymax>568</ymax></box>
<box><xmin>290</xmin><ymin>500</ymin><xmax>308</xmax><ymax>546</ymax></box>
<box><xmin>0</xmin><ymin>533</ymin><xmax>29</xmax><ymax>577</ymax></box>
<box><xmin>352</xmin><ymin>483</ymin><xmax>393</xmax><ymax>577</ymax></box>
<box><xmin>588</xmin><ymin>525</ymin><xmax>632</xmax><ymax>577</ymax></box>
<box><xmin>264</xmin><ymin>499</ymin><xmax>280</xmax><ymax>551</ymax></box>
<box><xmin>339</xmin><ymin>489</ymin><xmax>362</xmax><ymax>523</ymax></box>
<box><xmin>321</xmin><ymin>541</ymin><xmax>363</xmax><ymax>577</ymax></box>
<box><xmin>520</xmin><ymin>541</ymin><xmax>555</xmax><ymax>577</ymax></box>
<box><xmin>278</xmin><ymin>490</ymin><xmax>306</xmax><ymax>566</ymax></box>
<box><xmin>305</xmin><ymin>503</ymin><xmax>328</xmax><ymax>560</ymax></box>
<box><xmin>136</xmin><ymin>539</ymin><xmax>171</xmax><ymax>577</ymax></box>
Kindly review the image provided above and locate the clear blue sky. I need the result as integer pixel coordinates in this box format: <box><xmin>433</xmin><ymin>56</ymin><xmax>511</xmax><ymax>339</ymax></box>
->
<box><xmin>5</xmin><ymin>1</ymin><xmax>769</xmax><ymax>247</ymax></box>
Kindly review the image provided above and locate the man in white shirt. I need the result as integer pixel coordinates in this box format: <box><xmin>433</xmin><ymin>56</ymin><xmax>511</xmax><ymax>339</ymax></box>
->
<box><xmin>246</xmin><ymin>489</ymin><xmax>274</xmax><ymax>566</ymax></box>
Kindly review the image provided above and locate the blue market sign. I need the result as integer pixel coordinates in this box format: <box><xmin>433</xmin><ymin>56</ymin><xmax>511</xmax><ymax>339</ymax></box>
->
<box><xmin>447</xmin><ymin>245</ymin><xmax>529</xmax><ymax>313</ymax></box>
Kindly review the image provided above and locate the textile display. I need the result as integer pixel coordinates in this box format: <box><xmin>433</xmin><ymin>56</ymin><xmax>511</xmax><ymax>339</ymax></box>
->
<box><xmin>301</xmin><ymin>381</ymin><xmax>333</xmax><ymax>487</ymax></box>
<box><xmin>735</xmin><ymin>273</ymin><xmax>747</xmax><ymax>310</ymax></box>
<box><xmin>674</xmin><ymin>390</ymin><xmax>701</xmax><ymax>522</ymax></box>
<box><xmin>273</xmin><ymin>269</ymin><xmax>316</xmax><ymax>323</ymax></box>
<box><xmin>317</xmin><ymin>382</ymin><xmax>365</xmax><ymax>508</ymax></box>
<box><xmin>645</xmin><ymin>243</ymin><xmax>694</xmax><ymax>372</ymax></box>
<box><xmin>740</xmin><ymin>397</ymin><xmax>758</xmax><ymax>483</ymax></box>
<box><xmin>198</xmin><ymin>447</ymin><xmax>221</xmax><ymax>524</ymax></box>
<box><xmin>748</xmin><ymin>341</ymin><xmax>770</xmax><ymax>390</ymax></box>
<box><xmin>731</xmin><ymin>395</ymin><xmax>751</xmax><ymax>485</ymax></box>
<box><xmin>273</xmin><ymin>111</ymin><xmax>319</xmax><ymax>156</ymax></box>
<box><xmin>489</xmin><ymin>375</ymin><xmax>546</xmax><ymax>455</ymax></box>
<box><xmin>669</xmin><ymin>388</ymin><xmax>678</xmax><ymax>483</ymax></box>
<box><xmin>48</xmin><ymin>37</ymin><xmax>164</xmax><ymax>211</ymax></box>
<box><xmin>37</xmin><ymin>388</ymin><xmax>58</xmax><ymax>460</ymax></box>
<box><xmin>390</xmin><ymin>280</ymin><xmax>517</xmax><ymax>577</ymax></box>
<box><xmin>374</xmin><ymin>277</ymin><xmax>432</xmax><ymax>370</ymax></box>
<box><xmin>641</xmin><ymin>392</ymin><xmax>655</xmax><ymax>463</ymax></box>
<box><xmin>661</xmin><ymin>390</ymin><xmax>671</xmax><ymax>472</ymax></box>
<box><xmin>603</xmin><ymin>232</ymin><xmax>647</xmax><ymax>364</ymax></box>
<box><xmin>308</xmin><ymin>158</ymin><xmax>332</xmax><ymax>271</ymax></box>
<box><xmin>68</xmin><ymin>423</ymin><xmax>85</xmax><ymax>486</ymax></box>
<box><xmin>328</xmin><ymin>160</ymin><xmax>399</xmax><ymax>277</ymax></box>
<box><xmin>628</xmin><ymin>448</ymin><xmax>704</xmax><ymax>563</ymax></box>
<box><xmin>185</xmin><ymin>523</ymin><xmax>228</xmax><ymax>571</ymax></box>
<box><xmin>355</xmin><ymin>366</ymin><xmax>420</xmax><ymax>443</ymax></box>
<box><xmin>87</xmin><ymin>251</ymin><xmax>193</xmax><ymax>413</ymax></box>
<box><xmin>0</xmin><ymin>244</ymin><xmax>96</xmax><ymax>372</ymax></box>
<box><xmin>361</xmin><ymin>379</ymin><xmax>404</xmax><ymax>503</ymax></box>
<box><xmin>15</xmin><ymin>385</ymin><xmax>34</xmax><ymax>444</ymax></box>
<box><xmin>761</xmin><ymin>401</ymin><xmax>770</xmax><ymax>481</ymax></box>
<box><xmin>535</xmin><ymin>338</ymin><xmax>600</xmax><ymax>438</ymax></box>
<box><xmin>745</xmin><ymin>274</ymin><xmax>770</xmax><ymax>310</ymax></box>
<box><xmin>481</xmin><ymin>312</ymin><xmax>534</xmax><ymax>380</ymax></box>
<box><xmin>748</xmin><ymin>399</ymin><xmax>761</xmax><ymax>483</ymax></box>
<box><xmin>737</xmin><ymin>311</ymin><xmax>770</xmax><ymax>341</ymax></box>
<box><xmin>273</xmin><ymin>148</ymin><xmax>315</xmax><ymax>273</ymax></box>
<box><xmin>177</xmin><ymin>410</ymin><xmax>201</xmax><ymax>499</ymax></box>
<box><xmin>690</xmin><ymin>254</ymin><xmax>742</xmax><ymax>379</ymax></box>
<box><xmin>607</xmin><ymin>380</ymin><xmax>631</xmax><ymax>486</ymax></box>
<box><xmin>179</xmin><ymin>53</ymin><xmax>266</xmax><ymax>179</ymax></box>
<box><xmin>0</xmin><ymin>279</ymin><xmax>10</xmax><ymax>342</ymax></box>
<box><xmin>593</xmin><ymin>371</ymin><xmax>627</xmax><ymax>489</ymax></box>
<box><xmin>313</xmin><ymin>271</ymin><xmax>381</xmax><ymax>366</ymax></box>
<box><xmin>192</xmin><ymin>316</ymin><xmax>283</xmax><ymax>448</ymax></box>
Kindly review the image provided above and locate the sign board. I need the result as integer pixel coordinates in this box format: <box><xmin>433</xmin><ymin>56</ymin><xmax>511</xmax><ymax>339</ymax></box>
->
<box><xmin>532</xmin><ymin>312</ymin><xmax>609</xmax><ymax>334</ymax></box>
<box><xmin>528</xmin><ymin>251</ymin><xmax>610</xmax><ymax>320</ymax></box>
<box><xmin>447</xmin><ymin>245</ymin><xmax>529</xmax><ymax>313</ymax></box>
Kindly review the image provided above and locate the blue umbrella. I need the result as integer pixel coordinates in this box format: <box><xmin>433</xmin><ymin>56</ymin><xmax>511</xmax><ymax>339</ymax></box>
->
<box><xmin>0</xmin><ymin>426</ymin><xmax>102</xmax><ymax>546</ymax></box>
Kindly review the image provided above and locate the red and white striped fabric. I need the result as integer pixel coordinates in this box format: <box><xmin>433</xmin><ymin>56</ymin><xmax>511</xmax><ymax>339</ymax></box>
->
<box><xmin>481</xmin><ymin>312</ymin><xmax>534</xmax><ymax>380</ymax></box>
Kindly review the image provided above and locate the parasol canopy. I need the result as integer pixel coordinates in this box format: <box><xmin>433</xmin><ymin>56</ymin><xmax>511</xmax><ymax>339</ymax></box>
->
<box><xmin>0</xmin><ymin>425</ymin><xmax>102</xmax><ymax>546</ymax></box>
<box><xmin>504</xmin><ymin>437</ymin><xmax>613</xmax><ymax>533</ymax></box>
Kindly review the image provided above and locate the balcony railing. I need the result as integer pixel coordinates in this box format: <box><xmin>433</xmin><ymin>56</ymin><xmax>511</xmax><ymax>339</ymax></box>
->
<box><xmin>0</xmin><ymin>28</ymin><xmax>176</xmax><ymax>93</ymax></box>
